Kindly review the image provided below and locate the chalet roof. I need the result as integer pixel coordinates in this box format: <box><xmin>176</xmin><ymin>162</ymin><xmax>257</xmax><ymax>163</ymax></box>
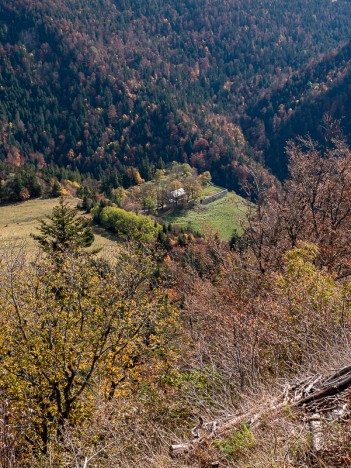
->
<box><xmin>171</xmin><ymin>188</ymin><xmax>185</xmax><ymax>198</ymax></box>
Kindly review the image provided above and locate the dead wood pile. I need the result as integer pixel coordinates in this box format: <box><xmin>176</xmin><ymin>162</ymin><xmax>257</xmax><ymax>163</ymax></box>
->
<box><xmin>170</xmin><ymin>364</ymin><xmax>351</xmax><ymax>457</ymax></box>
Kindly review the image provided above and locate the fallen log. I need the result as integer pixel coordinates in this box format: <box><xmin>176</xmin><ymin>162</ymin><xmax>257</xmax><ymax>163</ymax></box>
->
<box><xmin>169</xmin><ymin>443</ymin><xmax>194</xmax><ymax>457</ymax></box>
<box><xmin>323</xmin><ymin>364</ymin><xmax>351</xmax><ymax>383</ymax></box>
<box><xmin>296</xmin><ymin>371</ymin><xmax>351</xmax><ymax>407</ymax></box>
<box><xmin>169</xmin><ymin>364</ymin><xmax>351</xmax><ymax>458</ymax></box>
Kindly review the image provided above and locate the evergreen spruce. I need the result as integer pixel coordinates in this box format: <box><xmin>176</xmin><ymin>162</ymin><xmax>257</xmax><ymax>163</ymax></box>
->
<box><xmin>32</xmin><ymin>197</ymin><xmax>94</xmax><ymax>254</ymax></box>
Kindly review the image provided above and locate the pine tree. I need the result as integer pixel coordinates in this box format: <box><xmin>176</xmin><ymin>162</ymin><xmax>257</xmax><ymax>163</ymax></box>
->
<box><xmin>32</xmin><ymin>197</ymin><xmax>94</xmax><ymax>254</ymax></box>
<box><xmin>50</xmin><ymin>179</ymin><xmax>61</xmax><ymax>197</ymax></box>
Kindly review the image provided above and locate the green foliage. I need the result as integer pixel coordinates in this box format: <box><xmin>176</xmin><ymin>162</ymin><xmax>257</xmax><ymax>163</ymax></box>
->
<box><xmin>0</xmin><ymin>167</ymin><xmax>43</xmax><ymax>202</ymax></box>
<box><xmin>229</xmin><ymin>228</ymin><xmax>246</xmax><ymax>252</ymax></box>
<box><xmin>213</xmin><ymin>424</ymin><xmax>255</xmax><ymax>460</ymax></box>
<box><xmin>261</xmin><ymin>242</ymin><xmax>351</xmax><ymax>370</ymax></box>
<box><xmin>32</xmin><ymin>197</ymin><xmax>94</xmax><ymax>254</ymax></box>
<box><xmin>99</xmin><ymin>206</ymin><xmax>158</xmax><ymax>243</ymax></box>
<box><xmin>274</xmin><ymin>242</ymin><xmax>336</xmax><ymax>310</ymax></box>
<box><xmin>163</xmin><ymin>192</ymin><xmax>247</xmax><ymax>240</ymax></box>
<box><xmin>162</xmin><ymin>368</ymin><xmax>211</xmax><ymax>392</ymax></box>
<box><xmin>50</xmin><ymin>179</ymin><xmax>61</xmax><ymax>198</ymax></box>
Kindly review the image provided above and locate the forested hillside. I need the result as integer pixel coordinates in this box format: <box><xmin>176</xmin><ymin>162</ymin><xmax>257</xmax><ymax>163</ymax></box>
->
<box><xmin>1</xmin><ymin>0</ymin><xmax>351</xmax><ymax>190</ymax></box>
<box><xmin>244</xmin><ymin>40</ymin><xmax>351</xmax><ymax>177</ymax></box>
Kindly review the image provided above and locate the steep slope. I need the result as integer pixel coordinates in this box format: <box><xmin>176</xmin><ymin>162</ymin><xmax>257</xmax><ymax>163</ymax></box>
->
<box><xmin>244</xmin><ymin>40</ymin><xmax>351</xmax><ymax>178</ymax></box>
<box><xmin>1</xmin><ymin>0</ymin><xmax>351</xmax><ymax>188</ymax></box>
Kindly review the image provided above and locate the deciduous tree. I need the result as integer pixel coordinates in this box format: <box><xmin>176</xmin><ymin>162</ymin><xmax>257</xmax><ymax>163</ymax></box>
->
<box><xmin>0</xmin><ymin>246</ymin><xmax>177</xmax><ymax>456</ymax></box>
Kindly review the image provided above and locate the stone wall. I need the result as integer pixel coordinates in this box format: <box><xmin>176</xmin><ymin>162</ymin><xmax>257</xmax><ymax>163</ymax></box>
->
<box><xmin>200</xmin><ymin>189</ymin><xmax>228</xmax><ymax>205</ymax></box>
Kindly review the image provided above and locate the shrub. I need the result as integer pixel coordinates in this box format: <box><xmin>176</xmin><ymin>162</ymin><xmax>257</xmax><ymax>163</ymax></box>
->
<box><xmin>213</xmin><ymin>423</ymin><xmax>255</xmax><ymax>460</ymax></box>
<box><xmin>99</xmin><ymin>206</ymin><xmax>158</xmax><ymax>243</ymax></box>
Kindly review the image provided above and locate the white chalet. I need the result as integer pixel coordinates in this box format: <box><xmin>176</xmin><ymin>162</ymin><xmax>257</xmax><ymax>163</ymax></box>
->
<box><xmin>169</xmin><ymin>187</ymin><xmax>186</xmax><ymax>204</ymax></box>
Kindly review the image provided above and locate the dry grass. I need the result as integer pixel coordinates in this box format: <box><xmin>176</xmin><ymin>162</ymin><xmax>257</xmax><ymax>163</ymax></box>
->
<box><xmin>0</xmin><ymin>197</ymin><xmax>118</xmax><ymax>255</ymax></box>
<box><xmin>173</xmin><ymin>353</ymin><xmax>351</xmax><ymax>467</ymax></box>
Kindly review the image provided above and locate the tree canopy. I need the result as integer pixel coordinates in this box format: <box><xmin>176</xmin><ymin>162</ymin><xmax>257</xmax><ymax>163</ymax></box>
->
<box><xmin>32</xmin><ymin>197</ymin><xmax>94</xmax><ymax>254</ymax></box>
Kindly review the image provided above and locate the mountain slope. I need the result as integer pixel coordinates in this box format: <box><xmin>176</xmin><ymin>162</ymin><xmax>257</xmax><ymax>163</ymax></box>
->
<box><xmin>244</xmin><ymin>40</ymin><xmax>351</xmax><ymax>177</ymax></box>
<box><xmin>1</xmin><ymin>0</ymin><xmax>351</xmax><ymax>188</ymax></box>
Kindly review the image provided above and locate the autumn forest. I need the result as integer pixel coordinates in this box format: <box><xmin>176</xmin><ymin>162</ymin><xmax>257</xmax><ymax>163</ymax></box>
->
<box><xmin>1</xmin><ymin>0</ymin><xmax>351</xmax><ymax>466</ymax></box>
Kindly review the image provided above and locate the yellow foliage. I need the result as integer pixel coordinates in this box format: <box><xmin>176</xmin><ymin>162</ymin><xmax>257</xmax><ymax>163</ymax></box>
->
<box><xmin>60</xmin><ymin>187</ymin><xmax>69</xmax><ymax>196</ymax></box>
<box><xmin>134</xmin><ymin>169</ymin><xmax>144</xmax><ymax>185</ymax></box>
<box><xmin>0</xmin><ymin>247</ymin><xmax>178</xmax><ymax>456</ymax></box>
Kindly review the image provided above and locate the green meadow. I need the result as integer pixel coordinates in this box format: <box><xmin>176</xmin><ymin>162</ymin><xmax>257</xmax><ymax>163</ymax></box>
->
<box><xmin>162</xmin><ymin>192</ymin><xmax>248</xmax><ymax>240</ymax></box>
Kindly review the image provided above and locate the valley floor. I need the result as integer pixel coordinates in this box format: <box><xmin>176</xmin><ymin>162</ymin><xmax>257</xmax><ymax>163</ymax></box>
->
<box><xmin>0</xmin><ymin>197</ymin><xmax>118</xmax><ymax>255</ymax></box>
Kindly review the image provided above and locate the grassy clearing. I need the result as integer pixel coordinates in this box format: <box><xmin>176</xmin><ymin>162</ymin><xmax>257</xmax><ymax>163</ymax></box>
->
<box><xmin>0</xmin><ymin>197</ymin><xmax>118</xmax><ymax>255</ymax></box>
<box><xmin>202</xmin><ymin>185</ymin><xmax>224</xmax><ymax>196</ymax></box>
<box><xmin>162</xmin><ymin>192</ymin><xmax>248</xmax><ymax>240</ymax></box>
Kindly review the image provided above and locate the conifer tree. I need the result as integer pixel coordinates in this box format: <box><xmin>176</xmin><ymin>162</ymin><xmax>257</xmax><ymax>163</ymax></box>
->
<box><xmin>32</xmin><ymin>197</ymin><xmax>94</xmax><ymax>254</ymax></box>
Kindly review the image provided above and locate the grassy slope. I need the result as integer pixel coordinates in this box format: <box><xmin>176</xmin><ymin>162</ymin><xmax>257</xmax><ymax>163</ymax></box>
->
<box><xmin>162</xmin><ymin>192</ymin><xmax>248</xmax><ymax>240</ymax></box>
<box><xmin>0</xmin><ymin>198</ymin><xmax>118</xmax><ymax>254</ymax></box>
<box><xmin>202</xmin><ymin>185</ymin><xmax>223</xmax><ymax>196</ymax></box>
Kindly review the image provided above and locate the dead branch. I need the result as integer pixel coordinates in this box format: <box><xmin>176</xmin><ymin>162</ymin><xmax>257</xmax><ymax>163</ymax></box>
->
<box><xmin>170</xmin><ymin>364</ymin><xmax>351</xmax><ymax>458</ymax></box>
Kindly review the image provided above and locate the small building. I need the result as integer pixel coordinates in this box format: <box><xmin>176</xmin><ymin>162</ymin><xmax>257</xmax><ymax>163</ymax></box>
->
<box><xmin>169</xmin><ymin>187</ymin><xmax>186</xmax><ymax>205</ymax></box>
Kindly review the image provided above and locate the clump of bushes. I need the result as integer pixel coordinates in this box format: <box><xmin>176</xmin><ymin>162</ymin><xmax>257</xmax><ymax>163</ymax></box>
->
<box><xmin>213</xmin><ymin>424</ymin><xmax>255</xmax><ymax>461</ymax></box>
<box><xmin>96</xmin><ymin>206</ymin><xmax>159</xmax><ymax>243</ymax></box>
